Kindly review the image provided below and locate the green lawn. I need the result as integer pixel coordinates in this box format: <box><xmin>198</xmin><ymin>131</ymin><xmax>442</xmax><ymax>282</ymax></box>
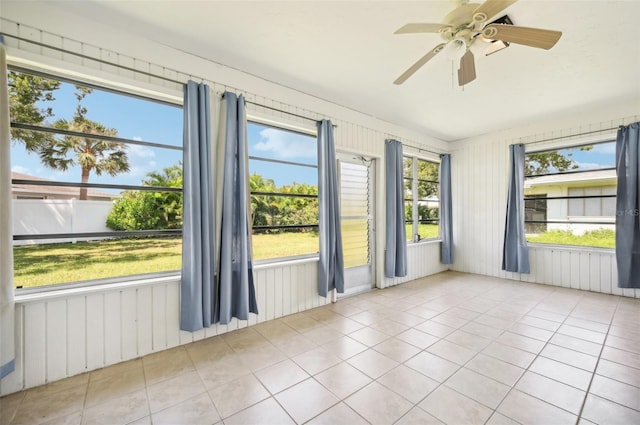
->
<box><xmin>14</xmin><ymin>233</ymin><xmax>320</xmax><ymax>288</ymax></box>
<box><xmin>406</xmin><ymin>223</ymin><xmax>439</xmax><ymax>241</ymax></box>
<box><xmin>526</xmin><ymin>229</ymin><xmax>615</xmax><ymax>249</ymax></box>
<box><xmin>14</xmin><ymin>238</ymin><xmax>183</xmax><ymax>288</ymax></box>
<box><xmin>19</xmin><ymin>226</ymin><xmax>453</xmax><ymax>288</ymax></box>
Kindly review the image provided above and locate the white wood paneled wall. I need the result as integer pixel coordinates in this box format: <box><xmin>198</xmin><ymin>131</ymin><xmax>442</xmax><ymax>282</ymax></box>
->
<box><xmin>450</xmin><ymin>112</ymin><xmax>640</xmax><ymax>299</ymax></box>
<box><xmin>383</xmin><ymin>241</ymin><xmax>449</xmax><ymax>288</ymax></box>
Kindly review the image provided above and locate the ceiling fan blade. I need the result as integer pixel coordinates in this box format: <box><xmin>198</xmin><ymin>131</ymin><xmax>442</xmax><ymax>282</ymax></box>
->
<box><xmin>394</xmin><ymin>23</ymin><xmax>445</xmax><ymax>34</ymax></box>
<box><xmin>394</xmin><ymin>44</ymin><xmax>446</xmax><ymax>85</ymax></box>
<box><xmin>458</xmin><ymin>49</ymin><xmax>476</xmax><ymax>86</ymax></box>
<box><xmin>484</xmin><ymin>24</ymin><xmax>562</xmax><ymax>49</ymax></box>
<box><xmin>472</xmin><ymin>0</ymin><xmax>518</xmax><ymax>22</ymax></box>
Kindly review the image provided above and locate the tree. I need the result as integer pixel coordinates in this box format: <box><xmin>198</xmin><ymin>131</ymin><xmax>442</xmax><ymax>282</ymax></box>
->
<box><xmin>525</xmin><ymin>147</ymin><xmax>593</xmax><ymax>176</ymax></box>
<box><xmin>107</xmin><ymin>164</ymin><xmax>183</xmax><ymax>231</ymax></box>
<box><xmin>38</xmin><ymin>86</ymin><xmax>130</xmax><ymax>200</ymax></box>
<box><xmin>8</xmin><ymin>71</ymin><xmax>60</xmax><ymax>151</ymax></box>
<box><xmin>249</xmin><ymin>174</ymin><xmax>319</xmax><ymax>233</ymax></box>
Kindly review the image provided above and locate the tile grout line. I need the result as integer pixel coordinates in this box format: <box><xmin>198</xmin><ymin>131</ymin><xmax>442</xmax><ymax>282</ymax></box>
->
<box><xmin>574</xmin><ymin>295</ymin><xmax>621</xmax><ymax>423</ymax></box>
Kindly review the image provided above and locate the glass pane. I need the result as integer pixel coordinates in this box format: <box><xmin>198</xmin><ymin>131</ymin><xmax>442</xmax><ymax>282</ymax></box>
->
<box><xmin>248</xmin><ymin>122</ymin><xmax>317</xmax><ymax>166</ymax></box>
<box><xmin>252</xmin><ymin>230</ymin><xmax>319</xmax><ymax>261</ymax></box>
<box><xmin>568</xmin><ymin>188</ymin><xmax>584</xmax><ymax>216</ymax></box>
<box><xmin>584</xmin><ymin>187</ymin><xmax>601</xmax><ymax>216</ymax></box>
<box><xmin>417</xmin><ymin>159</ymin><xmax>438</xmax><ymax>182</ymax></box>
<box><xmin>403</xmin><ymin>157</ymin><xmax>413</xmax><ymax>178</ymax></box>
<box><xmin>417</xmin><ymin>181</ymin><xmax>438</xmax><ymax>200</ymax></box>
<box><xmin>405</xmin><ymin>199</ymin><xmax>413</xmax><ymax>241</ymax></box>
<box><xmin>14</xmin><ymin>237</ymin><xmax>182</xmax><ymax>289</ymax></box>
<box><xmin>526</xmin><ymin>197</ymin><xmax>614</xmax><ymax>248</ymax></box>
<box><xmin>340</xmin><ymin>162</ymin><xmax>368</xmax><ymax>217</ymax></box>
<box><xmin>418</xmin><ymin>201</ymin><xmax>439</xmax><ymax>221</ymax></box>
<box><xmin>342</xmin><ymin>219</ymin><xmax>369</xmax><ymax>268</ymax></box>
<box><xmin>251</xmin><ymin>195</ymin><xmax>318</xmax><ymax>227</ymax></box>
<box><xmin>525</xmin><ymin>140</ymin><xmax>615</xmax><ymax>176</ymax></box>
<box><xmin>404</xmin><ymin>178</ymin><xmax>413</xmax><ymax>199</ymax></box>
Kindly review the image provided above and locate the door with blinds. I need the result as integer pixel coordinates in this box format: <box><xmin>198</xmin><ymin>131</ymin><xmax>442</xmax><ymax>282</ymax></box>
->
<box><xmin>338</xmin><ymin>155</ymin><xmax>375</xmax><ymax>296</ymax></box>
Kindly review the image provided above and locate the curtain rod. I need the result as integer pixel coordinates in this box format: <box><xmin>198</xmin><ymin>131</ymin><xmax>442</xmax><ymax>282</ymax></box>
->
<box><xmin>0</xmin><ymin>32</ymin><xmax>186</xmax><ymax>86</ymax></box>
<box><xmin>397</xmin><ymin>141</ymin><xmax>446</xmax><ymax>158</ymax></box>
<box><xmin>522</xmin><ymin>126</ymin><xmax>620</xmax><ymax>147</ymax></box>
<box><xmin>244</xmin><ymin>100</ymin><xmax>337</xmax><ymax>127</ymax></box>
<box><xmin>2</xmin><ymin>31</ymin><xmax>338</xmax><ymax>128</ymax></box>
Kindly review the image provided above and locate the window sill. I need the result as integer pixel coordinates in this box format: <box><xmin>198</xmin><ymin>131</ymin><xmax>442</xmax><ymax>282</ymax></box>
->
<box><xmin>527</xmin><ymin>243</ymin><xmax>615</xmax><ymax>254</ymax></box>
<box><xmin>15</xmin><ymin>256</ymin><xmax>322</xmax><ymax>304</ymax></box>
<box><xmin>254</xmin><ymin>255</ymin><xmax>319</xmax><ymax>269</ymax></box>
<box><xmin>15</xmin><ymin>274</ymin><xmax>181</xmax><ymax>305</ymax></box>
<box><xmin>409</xmin><ymin>238</ymin><xmax>442</xmax><ymax>246</ymax></box>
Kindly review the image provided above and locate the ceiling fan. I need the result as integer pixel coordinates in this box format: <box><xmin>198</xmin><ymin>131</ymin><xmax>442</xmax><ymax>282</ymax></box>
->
<box><xmin>393</xmin><ymin>0</ymin><xmax>562</xmax><ymax>86</ymax></box>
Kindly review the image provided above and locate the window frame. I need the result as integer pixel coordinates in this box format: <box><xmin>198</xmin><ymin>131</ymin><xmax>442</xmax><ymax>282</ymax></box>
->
<box><xmin>403</xmin><ymin>154</ymin><xmax>441</xmax><ymax>244</ymax></box>
<box><xmin>9</xmin><ymin>67</ymin><xmax>184</xmax><ymax>292</ymax></box>
<box><xmin>523</xmin><ymin>138</ymin><xmax>617</xmax><ymax>249</ymax></box>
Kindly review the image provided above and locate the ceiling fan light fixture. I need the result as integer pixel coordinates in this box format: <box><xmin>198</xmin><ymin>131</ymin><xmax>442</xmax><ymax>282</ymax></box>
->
<box><xmin>482</xmin><ymin>15</ymin><xmax>513</xmax><ymax>56</ymax></box>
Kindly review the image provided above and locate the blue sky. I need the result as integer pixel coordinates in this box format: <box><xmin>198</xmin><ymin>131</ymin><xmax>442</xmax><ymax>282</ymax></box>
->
<box><xmin>548</xmin><ymin>142</ymin><xmax>616</xmax><ymax>173</ymax></box>
<box><xmin>11</xmin><ymin>77</ymin><xmax>318</xmax><ymax>190</ymax></box>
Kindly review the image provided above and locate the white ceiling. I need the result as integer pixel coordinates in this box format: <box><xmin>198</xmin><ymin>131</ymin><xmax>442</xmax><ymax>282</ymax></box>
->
<box><xmin>53</xmin><ymin>1</ymin><xmax>640</xmax><ymax>141</ymax></box>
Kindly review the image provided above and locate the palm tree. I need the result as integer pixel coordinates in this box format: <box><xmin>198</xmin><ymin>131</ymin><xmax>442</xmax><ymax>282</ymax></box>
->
<box><xmin>37</xmin><ymin>87</ymin><xmax>130</xmax><ymax>200</ymax></box>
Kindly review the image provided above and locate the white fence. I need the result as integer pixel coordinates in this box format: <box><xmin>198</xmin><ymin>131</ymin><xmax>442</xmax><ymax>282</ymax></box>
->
<box><xmin>13</xmin><ymin>199</ymin><xmax>114</xmax><ymax>245</ymax></box>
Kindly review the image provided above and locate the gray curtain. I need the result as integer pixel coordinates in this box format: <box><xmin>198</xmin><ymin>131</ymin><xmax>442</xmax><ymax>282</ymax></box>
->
<box><xmin>317</xmin><ymin>119</ymin><xmax>344</xmax><ymax>297</ymax></box>
<box><xmin>0</xmin><ymin>40</ymin><xmax>15</xmax><ymax>379</ymax></box>
<box><xmin>385</xmin><ymin>139</ymin><xmax>407</xmax><ymax>278</ymax></box>
<box><xmin>502</xmin><ymin>144</ymin><xmax>530</xmax><ymax>273</ymax></box>
<box><xmin>615</xmin><ymin>121</ymin><xmax>640</xmax><ymax>288</ymax></box>
<box><xmin>216</xmin><ymin>92</ymin><xmax>258</xmax><ymax>323</ymax></box>
<box><xmin>440</xmin><ymin>154</ymin><xmax>453</xmax><ymax>264</ymax></box>
<box><xmin>180</xmin><ymin>81</ymin><xmax>215</xmax><ymax>332</ymax></box>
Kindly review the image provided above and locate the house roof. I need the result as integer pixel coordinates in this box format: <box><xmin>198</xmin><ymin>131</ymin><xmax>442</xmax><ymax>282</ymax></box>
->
<box><xmin>11</xmin><ymin>172</ymin><xmax>119</xmax><ymax>199</ymax></box>
<box><xmin>525</xmin><ymin>169</ymin><xmax>616</xmax><ymax>189</ymax></box>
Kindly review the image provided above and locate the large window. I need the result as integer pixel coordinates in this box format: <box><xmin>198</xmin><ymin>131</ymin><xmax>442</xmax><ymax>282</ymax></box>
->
<box><xmin>524</xmin><ymin>140</ymin><xmax>616</xmax><ymax>248</ymax></box>
<box><xmin>403</xmin><ymin>156</ymin><xmax>440</xmax><ymax>242</ymax></box>
<box><xmin>9</xmin><ymin>69</ymin><xmax>183</xmax><ymax>289</ymax></box>
<box><xmin>247</xmin><ymin>122</ymin><xmax>319</xmax><ymax>260</ymax></box>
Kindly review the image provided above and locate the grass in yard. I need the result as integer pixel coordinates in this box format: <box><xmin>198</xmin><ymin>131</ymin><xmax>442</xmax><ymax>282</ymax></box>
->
<box><xmin>406</xmin><ymin>223</ymin><xmax>440</xmax><ymax>241</ymax></box>
<box><xmin>526</xmin><ymin>229</ymin><xmax>615</xmax><ymax>249</ymax></box>
<box><xmin>14</xmin><ymin>233</ymin><xmax>320</xmax><ymax>288</ymax></box>
<box><xmin>14</xmin><ymin>237</ymin><xmax>183</xmax><ymax>288</ymax></box>
<box><xmin>252</xmin><ymin>232</ymin><xmax>319</xmax><ymax>260</ymax></box>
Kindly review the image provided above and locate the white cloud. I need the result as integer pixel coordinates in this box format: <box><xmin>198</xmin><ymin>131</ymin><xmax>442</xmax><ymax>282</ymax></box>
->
<box><xmin>574</xmin><ymin>161</ymin><xmax>602</xmax><ymax>170</ymax></box>
<box><xmin>11</xmin><ymin>165</ymin><xmax>30</xmax><ymax>174</ymax></box>
<box><xmin>590</xmin><ymin>142</ymin><xmax>616</xmax><ymax>154</ymax></box>
<box><xmin>128</xmin><ymin>143</ymin><xmax>156</xmax><ymax>159</ymax></box>
<box><xmin>253</xmin><ymin>128</ymin><xmax>316</xmax><ymax>160</ymax></box>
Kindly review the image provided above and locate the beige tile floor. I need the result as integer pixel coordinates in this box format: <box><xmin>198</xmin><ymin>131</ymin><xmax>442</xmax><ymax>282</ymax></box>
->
<box><xmin>1</xmin><ymin>271</ymin><xmax>639</xmax><ymax>425</ymax></box>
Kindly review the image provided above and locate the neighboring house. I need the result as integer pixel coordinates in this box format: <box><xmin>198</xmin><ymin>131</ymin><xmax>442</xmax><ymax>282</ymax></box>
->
<box><xmin>524</xmin><ymin>169</ymin><xmax>616</xmax><ymax>235</ymax></box>
<box><xmin>11</xmin><ymin>172</ymin><xmax>119</xmax><ymax>201</ymax></box>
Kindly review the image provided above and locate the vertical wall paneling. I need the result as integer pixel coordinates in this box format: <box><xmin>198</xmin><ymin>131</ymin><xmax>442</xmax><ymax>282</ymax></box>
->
<box><xmin>165</xmin><ymin>282</ymin><xmax>181</xmax><ymax>348</ymax></box>
<box><xmin>103</xmin><ymin>291</ymin><xmax>122</xmax><ymax>365</ymax></box>
<box><xmin>85</xmin><ymin>294</ymin><xmax>105</xmax><ymax>370</ymax></box>
<box><xmin>151</xmin><ymin>285</ymin><xmax>167</xmax><ymax>350</ymax></box>
<box><xmin>45</xmin><ymin>300</ymin><xmax>67</xmax><ymax>382</ymax></box>
<box><xmin>66</xmin><ymin>297</ymin><xmax>86</xmax><ymax>376</ymax></box>
<box><xmin>274</xmin><ymin>267</ymin><xmax>284</xmax><ymax>319</ymax></box>
<box><xmin>589</xmin><ymin>256</ymin><xmax>601</xmax><ymax>294</ymax></box>
<box><xmin>120</xmin><ymin>288</ymin><xmax>138</xmax><ymax>361</ymax></box>
<box><xmin>23</xmin><ymin>303</ymin><xmax>45</xmax><ymax>388</ymax></box>
<box><xmin>136</xmin><ymin>286</ymin><xmax>153</xmax><ymax>357</ymax></box>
